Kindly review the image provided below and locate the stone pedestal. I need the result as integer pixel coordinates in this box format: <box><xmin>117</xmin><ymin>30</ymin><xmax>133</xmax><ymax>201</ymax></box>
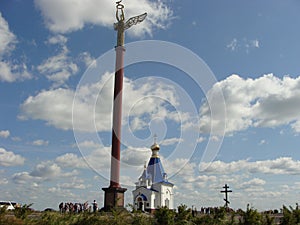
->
<box><xmin>102</xmin><ymin>187</ymin><xmax>127</xmax><ymax>211</ymax></box>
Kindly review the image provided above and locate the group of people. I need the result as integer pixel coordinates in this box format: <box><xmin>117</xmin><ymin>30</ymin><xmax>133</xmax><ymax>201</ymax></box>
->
<box><xmin>59</xmin><ymin>200</ymin><xmax>98</xmax><ymax>213</ymax></box>
<box><xmin>199</xmin><ymin>206</ymin><xmax>233</xmax><ymax>214</ymax></box>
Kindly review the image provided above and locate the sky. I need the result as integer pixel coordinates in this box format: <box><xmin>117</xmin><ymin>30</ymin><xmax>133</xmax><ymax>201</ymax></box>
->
<box><xmin>1</xmin><ymin>0</ymin><xmax>300</xmax><ymax>211</ymax></box>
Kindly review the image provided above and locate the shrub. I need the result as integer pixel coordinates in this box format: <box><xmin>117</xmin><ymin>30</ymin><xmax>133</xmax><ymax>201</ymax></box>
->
<box><xmin>130</xmin><ymin>213</ymin><xmax>154</xmax><ymax>225</ymax></box>
<box><xmin>176</xmin><ymin>204</ymin><xmax>193</xmax><ymax>225</ymax></box>
<box><xmin>238</xmin><ymin>204</ymin><xmax>262</xmax><ymax>225</ymax></box>
<box><xmin>280</xmin><ymin>204</ymin><xmax>300</xmax><ymax>225</ymax></box>
<box><xmin>14</xmin><ymin>203</ymin><xmax>33</xmax><ymax>220</ymax></box>
<box><xmin>154</xmin><ymin>206</ymin><xmax>175</xmax><ymax>225</ymax></box>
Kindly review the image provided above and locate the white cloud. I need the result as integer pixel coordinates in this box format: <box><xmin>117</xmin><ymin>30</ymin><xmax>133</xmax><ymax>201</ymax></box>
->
<box><xmin>161</xmin><ymin>158</ymin><xmax>291</xmax><ymax>210</ymax></box>
<box><xmin>57</xmin><ymin>143</ymin><xmax>147</xmax><ymax>186</ymax></box>
<box><xmin>60</xmin><ymin>182</ymin><xmax>86</xmax><ymax>190</ymax></box>
<box><xmin>226</xmin><ymin>38</ymin><xmax>260</xmax><ymax>53</ymax></box>
<box><xmin>0</xmin><ymin>13</ymin><xmax>32</xmax><ymax>82</ymax></box>
<box><xmin>226</xmin><ymin>38</ymin><xmax>238</xmax><ymax>51</ymax></box>
<box><xmin>161</xmin><ymin>137</ymin><xmax>183</xmax><ymax>146</ymax></box>
<box><xmin>59</xmin><ymin>177</ymin><xmax>88</xmax><ymax>189</ymax></box>
<box><xmin>259</xmin><ymin>139</ymin><xmax>266</xmax><ymax>145</ymax></box>
<box><xmin>12</xmin><ymin>159</ymin><xmax>81</xmax><ymax>186</ymax></box>
<box><xmin>211</xmin><ymin>136</ymin><xmax>220</xmax><ymax>142</ymax></box>
<box><xmin>0</xmin><ymin>59</ymin><xmax>32</xmax><ymax>82</ymax></box>
<box><xmin>200</xmin><ymin>159</ymin><xmax>247</xmax><ymax>174</ymax></box>
<box><xmin>47</xmin><ymin>34</ymin><xmax>68</xmax><ymax>45</ymax></box>
<box><xmin>121</xmin><ymin>146</ymin><xmax>150</xmax><ymax>166</ymax></box>
<box><xmin>32</xmin><ymin>139</ymin><xmax>49</xmax><ymax>146</ymax></box>
<box><xmin>78</xmin><ymin>52</ymin><xmax>96</xmax><ymax>68</ymax></box>
<box><xmin>57</xmin><ymin>142</ymin><xmax>183</xmax><ymax>186</ymax></box>
<box><xmin>239</xmin><ymin>178</ymin><xmax>266</xmax><ymax>190</ymax></box>
<box><xmin>55</xmin><ymin>153</ymin><xmax>88</xmax><ymax>169</ymax></box>
<box><xmin>12</xmin><ymin>172</ymin><xmax>37</xmax><ymax>184</ymax></box>
<box><xmin>37</xmin><ymin>45</ymin><xmax>78</xmax><ymax>86</ymax></box>
<box><xmin>252</xmin><ymin>39</ymin><xmax>260</xmax><ymax>48</ymax></box>
<box><xmin>164</xmin><ymin>158</ymin><xmax>196</xmax><ymax>178</ymax></box>
<box><xmin>30</xmin><ymin>161</ymin><xmax>62</xmax><ymax>179</ymax></box>
<box><xmin>64</xmin><ymin>141</ymin><xmax>112</xmax><ymax>172</ymax></box>
<box><xmin>62</xmin><ymin>170</ymin><xmax>79</xmax><ymax>177</ymax></box>
<box><xmin>196</xmin><ymin>136</ymin><xmax>206</xmax><ymax>143</ymax></box>
<box><xmin>0</xmin><ymin>178</ymin><xmax>8</xmax><ymax>185</ymax></box>
<box><xmin>200</xmin><ymin>74</ymin><xmax>300</xmax><ymax>135</ymax></box>
<box><xmin>19</xmin><ymin>88</ymin><xmax>75</xmax><ymax>130</ymax></box>
<box><xmin>84</xmin><ymin>146</ymin><xmax>111</xmax><ymax>169</ymax></box>
<box><xmin>0</xmin><ymin>148</ymin><xmax>25</xmax><ymax>167</ymax></box>
<box><xmin>0</xmin><ymin>12</ymin><xmax>16</xmax><ymax>56</ymax></box>
<box><xmin>200</xmin><ymin>157</ymin><xmax>300</xmax><ymax>175</ymax></box>
<box><xmin>8</xmin><ymin>148</ymin><xmax>300</xmax><ymax>211</ymax></box>
<box><xmin>74</xmin><ymin>140</ymin><xmax>102</xmax><ymax>149</ymax></box>
<box><xmin>11</xmin><ymin>136</ymin><xmax>21</xmax><ymax>142</ymax></box>
<box><xmin>248</xmin><ymin>191</ymin><xmax>282</xmax><ymax>199</ymax></box>
<box><xmin>34</xmin><ymin>0</ymin><xmax>172</xmax><ymax>36</ymax></box>
<box><xmin>40</xmin><ymin>34</ymin><xmax>92</xmax><ymax>86</ymax></box>
<box><xmin>128</xmin><ymin>116</ymin><xmax>148</xmax><ymax>131</ymax></box>
<box><xmin>0</xmin><ymin>130</ymin><xmax>10</xmax><ymax>138</ymax></box>
<box><xmin>291</xmin><ymin>120</ymin><xmax>300</xmax><ymax>133</ymax></box>
<box><xmin>20</xmin><ymin>73</ymin><xmax>182</xmax><ymax>132</ymax></box>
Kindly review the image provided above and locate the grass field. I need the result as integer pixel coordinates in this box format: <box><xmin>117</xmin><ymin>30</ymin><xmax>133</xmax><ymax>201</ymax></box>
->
<box><xmin>1</xmin><ymin>204</ymin><xmax>298</xmax><ymax>225</ymax></box>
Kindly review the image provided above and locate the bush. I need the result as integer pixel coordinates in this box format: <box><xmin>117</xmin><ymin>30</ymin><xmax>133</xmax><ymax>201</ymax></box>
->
<box><xmin>280</xmin><ymin>204</ymin><xmax>300</xmax><ymax>225</ymax></box>
<box><xmin>130</xmin><ymin>213</ymin><xmax>154</xmax><ymax>225</ymax></box>
<box><xmin>14</xmin><ymin>203</ymin><xmax>33</xmax><ymax>220</ymax></box>
<box><xmin>176</xmin><ymin>204</ymin><xmax>193</xmax><ymax>225</ymax></box>
<box><xmin>238</xmin><ymin>204</ymin><xmax>262</xmax><ymax>225</ymax></box>
<box><xmin>154</xmin><ymin>206</ymin><xmax>175</xmax><ymax>225</ymax></box>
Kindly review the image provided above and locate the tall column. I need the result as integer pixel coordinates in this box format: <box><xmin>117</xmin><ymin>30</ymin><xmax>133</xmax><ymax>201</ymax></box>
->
<box><xmin>102</xmin><ymin>19</ymin><xmax>126</xmax><ymax>212</ymax></box>
<box><xmin>110</xmin><ymin>48</ymin><xmax>125</xmax><ymax>189</ymax></box>
<box><xmin>102</xmin><ymin>1</ymin><xmax>146</xmax><ymax>211</ymax></box>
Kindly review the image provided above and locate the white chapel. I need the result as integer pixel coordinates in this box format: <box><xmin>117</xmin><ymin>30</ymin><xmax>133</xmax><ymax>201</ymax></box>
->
<box><xmin>132</xmin><ymin>141</ymin><xmax>174</xmax><ymax>213</ymax></box>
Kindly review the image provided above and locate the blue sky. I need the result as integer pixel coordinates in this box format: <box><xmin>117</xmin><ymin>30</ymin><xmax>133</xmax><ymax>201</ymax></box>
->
<box><xmin>1</xmin><ymin>0</ymin><xmax>300</xmax><ymax>211</ymax></box>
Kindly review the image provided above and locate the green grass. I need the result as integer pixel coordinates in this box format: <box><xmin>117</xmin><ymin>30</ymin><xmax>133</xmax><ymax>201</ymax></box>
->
<box><xmin>0</xmin><ymin>204</ymin><xmax>295</xmax><ymax>225</ymax></box>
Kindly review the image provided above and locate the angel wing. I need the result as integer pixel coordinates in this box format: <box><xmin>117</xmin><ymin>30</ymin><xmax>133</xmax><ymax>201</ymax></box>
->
<box><xmin>124</xmin><ymin>13</ymin><xmax>147</xmax><ymax>30</ymax></box>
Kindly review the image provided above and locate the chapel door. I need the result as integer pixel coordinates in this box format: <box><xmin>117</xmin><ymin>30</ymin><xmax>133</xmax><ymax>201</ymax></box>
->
<box><xmin>137</xmin><ymin>197</ymin><xmax>143</xmax><ymax>210</ymax></box>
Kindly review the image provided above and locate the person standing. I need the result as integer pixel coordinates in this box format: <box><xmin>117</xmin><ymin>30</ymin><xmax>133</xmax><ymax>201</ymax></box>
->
<box><xmin>92</xmin><ymin>200</ymin><xmax>98</xmax><ymax>212</ymax></box>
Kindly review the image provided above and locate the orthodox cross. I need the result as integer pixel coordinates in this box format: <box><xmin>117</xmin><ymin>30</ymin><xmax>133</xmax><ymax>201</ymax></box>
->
<box><xmin>220</xmin><ymin>184</ymin><xmax>232</xmax><ymax>208</ymax></box>
<box><xmin>153</xmin><ymin>134</ymin><xmax>158</xmax><ymax>144</ymax></box>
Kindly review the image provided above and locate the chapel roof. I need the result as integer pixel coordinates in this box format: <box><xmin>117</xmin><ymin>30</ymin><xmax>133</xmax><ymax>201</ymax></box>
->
<box><xmin>139</xmin><ymin>140</ymin><xmax>173</xmax><ymax>185</ymax></box>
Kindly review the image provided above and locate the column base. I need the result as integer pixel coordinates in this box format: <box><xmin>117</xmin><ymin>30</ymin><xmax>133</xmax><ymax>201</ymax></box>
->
<box><xmin>102</xmin><ymin>186</ymin><xmax>127</xmax><ymax>211</ymax></box>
